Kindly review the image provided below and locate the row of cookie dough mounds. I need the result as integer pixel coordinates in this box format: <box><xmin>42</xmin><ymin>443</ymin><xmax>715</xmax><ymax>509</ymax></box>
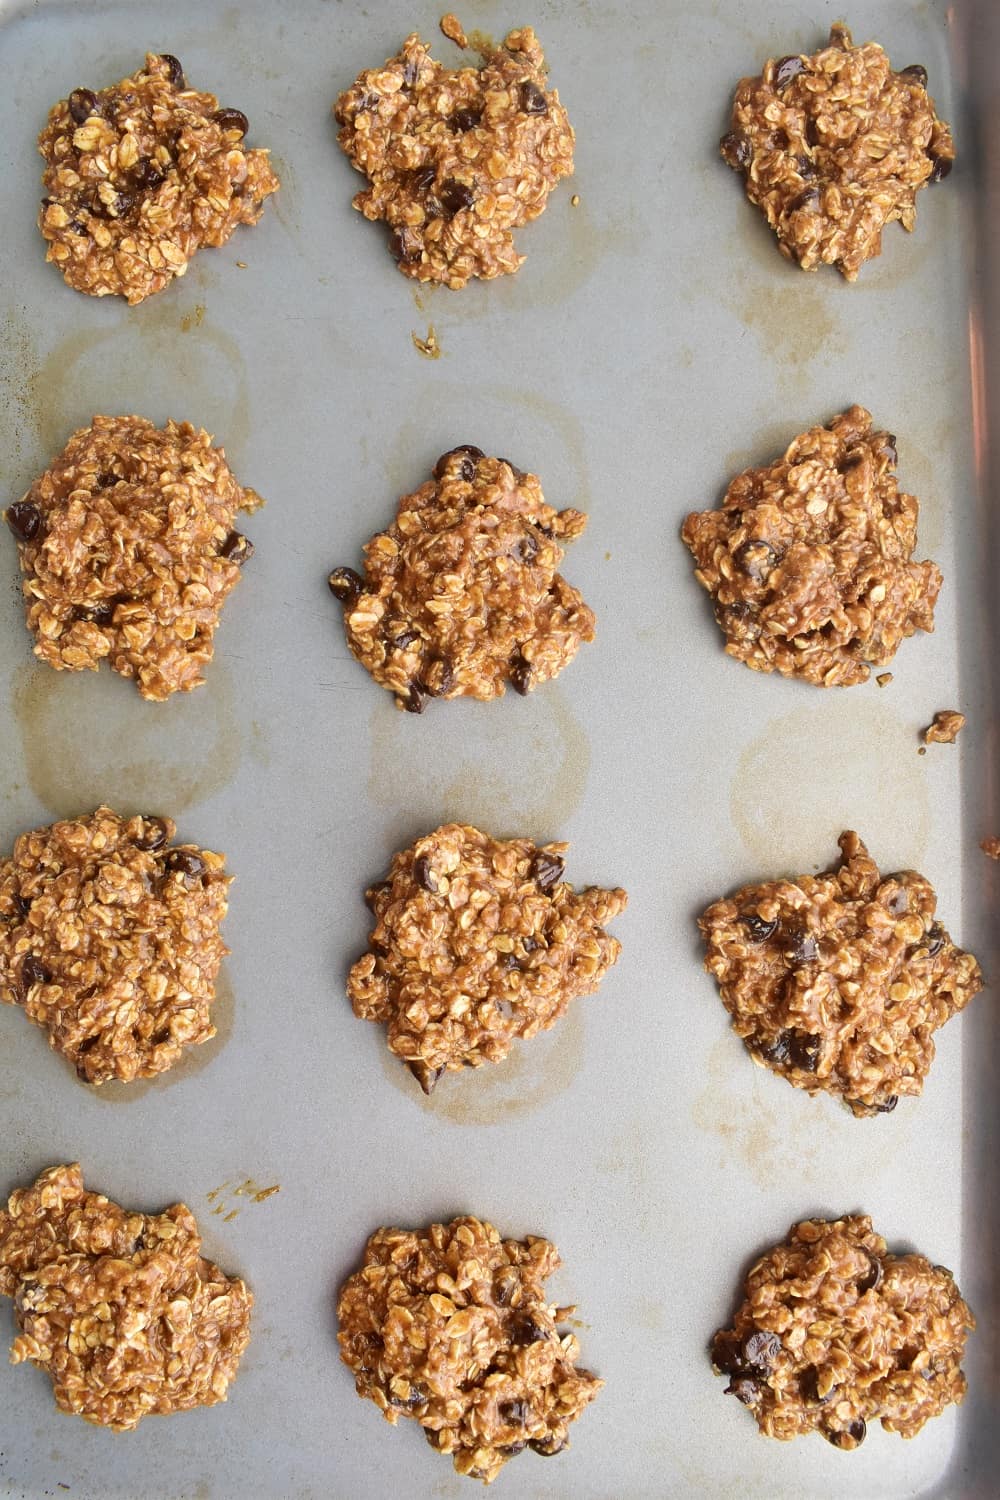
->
<box><xmin>712</xmin><ymin>1215</ymin><xmax>974</xmax><ymax>1449</ymax></box>
<box><xmin>720</xmin><ymin>24</ymin><xmax>955</xmax><ymax>278</ymax></box>
<box><xmin>38</xmin><ymin>52</ymin><xmax>279</xmax><ymax>303</ymax></box>
<box><xmin>682</xmin><ymin>407</ymin><xmax>941</xmax><ymax>686</ymax></box>
<box><xmin>334</xmin><ymin>16</ymin><xmax>575</xmax><ymax>288</ymax></box>
<box><xmin>337</xmin><ymin>1215</ymin><xmax>602</xmax><ymax>1483</ymax></box>
<box><xmin>697</xmin><ymin>831</ymin><xmax>984</xmax><ymax>1116</ymax></box>
<box><xmin>4</xmin><ymin>415</ymin><xmax>258</xmax><ymax>701</ymax></box>
<box><xmin>348</xmin><ymin>823</ymin><xmax>627</xmax><ymax>1091</ymax></box>
<box><xmin>328</xmin><ymin>447</ymin><xmax>595</xmax><ymax>711</ymax></box>
<box><xmin>0</xmin><ymin>807</ymin><xmax>230</xmax><ymax>1084</ymax></box>
<box><xmin>0</xmin><ymin>1165</ymin><xmax>252</xmax><ymax>1431</ymax></box>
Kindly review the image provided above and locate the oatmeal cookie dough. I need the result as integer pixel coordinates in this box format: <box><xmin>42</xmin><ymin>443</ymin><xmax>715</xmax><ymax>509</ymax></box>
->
<box><xmin>0</xmin><ymin>806</ymin><xmax>230</xmax><ymax>1085</ymax></box>
<box><xmin>6</xmin><ymin>414</ymin><xmax>259</xmax><ymax>701</ymax></box>
<box><xmin>347</xmin><ymin>823</ymin><xmax>626</xmax><ymax>1092</ymax></box>
<box><xmin>38</xmin><ymin>52</ymin><xmax>278</xmax><ymax>303</ymax></box>
<box><xmin>681</xmin><ymin>407</ymin><xmax>941</xmax><ymax>686</ymax></box>
<box><xmin>924</xmin><ymin>710</ymin><xmax>965</xmax><ymax>745</ymax></box>
<box><xmin>333</xmin><ymin>20</ymin><xmax>574</xmax><ymax>287</ymax></box>
<box><xmin>338</xmin><ymin>1216</ymin><xmax>602</xmax><ymax>1483</ymax></box>
<box><xmin>0</xmin><ymin>1164</ymin><xmax>252</xmax><ymax>1430</ymax></box>
<box><xmin>720</xmin><ymin>24</ymin><xmax>954</xmax><ymax>278</ymax></box>
<box><xmin>711</xmin><ymin>1214</ymin><xmax>973</xmax><ymax>1448</ymax></box>
<box><xmin>698</xmin><ymin>831</ymin><xmax>983</xmax><ymax>1117</ymax></box>
<box><xmin>328</xmin><ymin>448</ymin><xmax>594</xmax><ymax>710</ymax></box>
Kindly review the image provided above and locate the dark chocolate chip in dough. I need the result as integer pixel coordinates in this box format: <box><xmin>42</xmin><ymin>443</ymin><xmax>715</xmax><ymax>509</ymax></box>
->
<box><xmin>213</xmin><ymin>108</ymin><xmax>249</xmax><ymax>136</ymax></box>
<box><xmin>5</xmin><ymin>501</ymin><xmax>42</xmax><ymax>543</ymax></box>
<box><xmin>68</xmin><ymin>88</ymin><xmax>100</xmax><ymax>124</ymax></box>
<box><xmin>530</xmin><ymin>850</ymin><xmax>565</xmax><ymax>891</ymax></box>
<box><xmin>328</xmin><ymin>567</ymin><xmax>364</xmax><ymax>606</ymax></box>
<box><xmin>520</xmin><ymin>80</ymin><xmax>548</xmax><ymax>115</ymax></box>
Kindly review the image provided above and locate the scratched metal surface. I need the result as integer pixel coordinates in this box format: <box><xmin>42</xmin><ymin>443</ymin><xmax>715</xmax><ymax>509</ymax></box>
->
<box><xmin>0</xmin><ymin>0</ymin><xmax>996</xmax><ymax>1496</ymax></box>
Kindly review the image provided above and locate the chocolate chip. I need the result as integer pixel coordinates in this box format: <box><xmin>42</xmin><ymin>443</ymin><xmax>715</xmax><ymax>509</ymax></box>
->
<box><xmin>413</xmin><ymin>855</ymin><xmax>439</xmax><ymax>893</ymax></box>
<box><xmin>20</xmin><ymin>954</ymin><xmax>51</xmax><ymax>991</ymax></box>
<box><xmin>220</xmin><ymin>530</ymin><xmax>254</xmax><ymax>565</ymax></box>
<box><xmin>787</xmin><ymin>1031</ymin><xmax>821</xmax><ymax>1072</ymax></box>
<box><xmin>499</xmin><ymin>1399</ymin><xmax>528</xmax><ymax>1425</ymax></box>
<box><xmin>512</xmin><ymin>1317</ymin><xmax>548</xmax><ymax>1345</ymax></box>
<box><xmin>529</xmin><ymin>1435</ymin><xmax>567</xmax><ymax>1457</ymax></box>
<box><xmin>428</xmin><ymin>657</ymin><xmax>455</xmax><ymax>696</ymax></box>
<box><xmin>327</xmin><ymin>567</ymin><xmax>364</xmax><ymax>606</ymax></box>
<box><xmin>5</xmin><ymin>501</ymin><xmax>41</xmax><ymax>543</ymax></box>
<box><xmin>133</xmin><ymin>158</ymin><xmax>166</xmax><ymax>190</ymax></box>
<box><xmin>11</xmin><ymin>893</ymin><xmax>30</xmax><ymax>921</ymax></box>
<box><xmin>718</xmin><ymin>600</ymin><xmax>760</xmax><ymax>640</ymax></box>
<box><xmin>874</xmin><ymin>1095</ymin><xmax>898</xmax><ymax>1114</ymax></box>
<box><xmin>801</xmin><ymin>1367</ymin><xmax>832</xmax><ymax>1404</ymax></box>
<box><xmin>388</xmin><ymin>227</ymin><xmax>420</xmax><ymax>263</ymax></box>
<box><xmin>881</xmin><ymin>435</ymin><xmax>898</xmax><ymax>466</ymax></box>
<box><xmin>512</xmin><ymin>532</ymin><xmax>539</xmax><ymax>564</ymax></box>
<box><xmin>450</xmin><ymin>107</ymin><xmax>481</xmax><ymax>131</ymax></box>
<box><xmin>726</xmin><ymin>1375</ymin><xmax>762</xmax><ymax>1405</ymax></box>
<box><xmin>133</xmin><ymin>817</ymin><xmax>169</xmax><ymax>852</ymax></box>
<box><xmin>784</xmin><ymin>927</ymin><xmax>818</xmax><ymax>965</ymax></box>
<box><xmin>720</xmin><ymin>131</ymin><xmax>751</xmax><ymax>170</ymax></box>
<box><xmin>407</xmin><ymin>1060</ymin><xmax>443</xmax><ymax>1094</ymax></box>
<box><xmin>439</xmin><ymin>179</ymin><xmax>474</xmax><ymax>215</ymax></box>
<box><xmin>110</xmin><ymin>192</ymin><xmax>134</xmax><ymax>219</ymax></box>
<box><xmin>402</xmin><ymin>58</ymin><xmax>419</xmax><ymax>87</ymax></box>
<box><xmin>160</xmin><ymin>54</ymin><xmax>185</xmax><ymax>88</ymax></box>
<box><xmin>498</xmin><ymin>1442</ymin><xmax>527</xmax><ymax>1457</ymax></box>
<box><xmin>792</xmin><ymin>186</ymin><xmax>821</xmax><ymax>212</ymax></box>
<box><xmin>774</xmin><ymin>55</ymin><xmax>805</xmax><ymax>90</ymax></box>
<box><xmin>925</xmin><ymin>922</ymin><xmax>946</xmax><ymax>958</ymax></box>
<box><xmin>364</xmin><ymin>881</ymin><xmax>391</xmax><ymax>912</ymax></box>
<box><xmin>520</xmin><ymin>80</ymin><xmax>548</xmax><ymax>114</ymax></box>
<box><xmin>509</xmin><ymin>652</ymin><xmax>532</xmax><ymax>696</ymax></box>
<box><xmin>531</xmin><ymin>850</ymin><xmax>565</xmax><ymax>891</ymax></box>
<box><xmin>858</xmin><ymin>1250</ymin><xmax>883</xmax><ymax>1293</ymax></box>
<box><xmin>390</xmin><ymin>630</ymin><xmax>420</xmax><ymax>651</ymax></box>
<box><xmin>742</xmin><ymin>1330</ymin><xmax>782</xmax><ymax>1371</ymax></box>
<box><xmin>356</xmin><ymin>91</ymin><xmax>380</xmax><ymax>113</ymax></box>
<box><xmin>760</xmin><ymin>1032</ymin><xmax>792</xmax><ymax>1065</ymax></box>
<box><xmin>735</xmin><ymin>539</ymin><xmax>778</xmax><ymax>584</ymax></box>
<box><xmin>164</xmin><ymin>849</ymin><xmax>206</xmax><ymax>879</ymax></box>
<box><xmin>900</xmin><ymin>64</ymin><xmax>928</xmax><ymax>88</ymax></box>
<box><xmin>521</xmin><ymin>934</ymin><xmax>542</xmax><ymax>953</ymax></box>
<box><xmin>886</xmin><ymin>886</ymin><xmax>909</xmax><ymax>916</ymax></box>
<box><xmin>68</xmin><ymin>88</ymin><xmax>99</xmax><ymax>124</ymax></box>
<box><xmin>497</xmin><ymin>952</ymin><xmax>519</xmax><ymax>972</ymax></box>
<box><xmin>741</xmin><ymin>912</ymin><xmax>777</xmax><ymax>942</ymax></box>
<box><xmin>434</xmin><ymin>445</ymin><xmax>484</xmax><ymax>481</ymax></box>
<box><xmin>827</xmin><ymin>1419</ymin><xmax>866</xmax><ymax>1449</ymax></box>
<box><xmin>75</xmin><ymin>596</ymin><xmax>120</xmax><ymax>627</ymax></box>
<box><xmin>403</xmin><ymin>681</ymin><xmax>429</xmax><ymax>714</ymax></box>
<box><xmin>214</xmin><ymin>108</ymin><xmax>249</xmax><ymax>136</ymax></box>
<box><xmin>411</xmin><ymin>165</ymin><xmax>437</xmax><ymax>194</ymax></box>
<box><xmin>929</xmin><ymin>154</ymin><xmax>953</xmax><ymax>182</ymax></box>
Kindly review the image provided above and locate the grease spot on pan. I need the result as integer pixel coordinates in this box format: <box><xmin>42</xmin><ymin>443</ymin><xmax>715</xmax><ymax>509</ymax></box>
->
<box><xmin>375</xmin><ymin>1005</ymin><xmax>585</xmax><ymax>1125</ymax></box>
<box><xmin>729</xmin><ymin>698</ymin><xmax>930</xmax><ymax>873</ymax></box>
<box><xmin>13</xmin><ymin>657</ymin><xmax>243</xmax><ymax>820</ymax></box>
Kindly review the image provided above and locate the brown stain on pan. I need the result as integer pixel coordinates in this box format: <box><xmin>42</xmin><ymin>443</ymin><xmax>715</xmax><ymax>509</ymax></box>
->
<box><xmin>12</xmin><ymin>657</ymin><xmax>243</xmax><ymax>820</ymax></box>
<box><xmin>376</xmin><ymin>1004</ymin><xmax>585</xmax><ymax>1125</ymax></box>
<box><xmin>366</xmin><ymin>679</ymin><xmax>590</xmax><ymax>839</ymax></box>
<box><xmin>729</xmin><ymin>698</ymin><xmax>930</xmax><ymax>873</ymax></box>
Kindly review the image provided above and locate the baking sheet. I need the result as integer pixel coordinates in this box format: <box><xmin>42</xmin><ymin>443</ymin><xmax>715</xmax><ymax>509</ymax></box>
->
<box><xmin>0</xmin><ymin>1</ymin><xmax>996</xmax><ymax>1496</ymax></box>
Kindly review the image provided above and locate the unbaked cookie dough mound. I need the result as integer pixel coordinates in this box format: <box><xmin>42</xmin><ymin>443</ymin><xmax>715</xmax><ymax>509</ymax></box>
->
<box><xmin>348</xmin><ymin>823</ymin><xmax>627</xmax><ymax>1092</ymax></box>
<box><xmin>338</xmin><ymin>1216</ymin><xmax>602</xmax><ymax>1483</ymax></box>
<box><xmin>0</xmin><ymin>1164</ymin><xmax>252</xmax><ymax>1430</ymax></box>
<box><xmin>328</xmin><ymin>448</ymin><xmax>594</xmax><ymax>710</ymax></box>
<box><xmin>681</xmin><ymin>407</ymin><xmax>941</xmax><ymax>686</ymax></box>
<box><xmin>334</xmin><ymin>19</ymin><xmax>574</xmax><ymax>287</ymax></box>
<box><xmin>712</xmin><ymin>1214</ymin><xmax>973</xmax><ymax>1448</ymax></box>
<box><xmin>720</xmin><ymin>24</ymin><xmax>954</xmax><ymax>278</ymax></box>
<box><xmin>0</xmin><ymin>806</ymin><xmax>230</xmax><ymax>1085</ymax></box>
<box><xmin>38</xmin><ymin>52</ymin><xmax>279</xmax><ymax>303</ymax></box>
<box><xmin>698</xmin><ymin>831</ymin><xmax>983</xmax><ymax>1117</ymax></box>
<box><xmin>6</xmin><ymin>414</ymin><xmax>259</xmax><ymax>701</ymax></box>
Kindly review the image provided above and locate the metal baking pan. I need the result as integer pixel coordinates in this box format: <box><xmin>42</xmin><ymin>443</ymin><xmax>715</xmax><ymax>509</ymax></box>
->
<box><xmin>0</xmin><ymin>0</ymin><xmax>996</xmax><ymax>1495</ymax></box>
